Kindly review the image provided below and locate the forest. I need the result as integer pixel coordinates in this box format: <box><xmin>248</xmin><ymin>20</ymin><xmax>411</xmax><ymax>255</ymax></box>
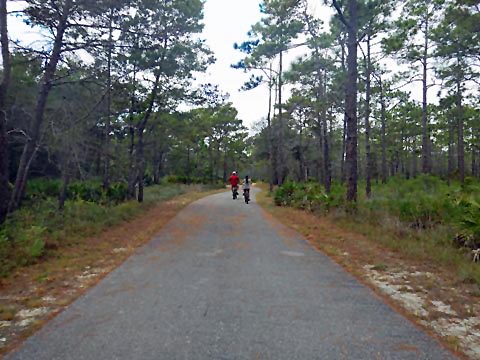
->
<box><xmin>0</xmin><ymin>0</ymin><xmax>249</xmax><ymax>274</ymax></box>
<box><xmin>233</xmin><ymin>0</ymin><xmax>480</xmax><ymax>279</ymax></box>
<box><xmin>0</xmin><ymin>0</ymin><xmax>479</xmax><ymax>278</ymax></box>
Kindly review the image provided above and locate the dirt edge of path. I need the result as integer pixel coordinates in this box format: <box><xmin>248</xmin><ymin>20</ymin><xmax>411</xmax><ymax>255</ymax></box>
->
<box><xmin>0</xmin><ymin>188</ymin><xmax>225</xmax><ymax>357</ymax></box>
<box><xmin>256</xmin><ymin>188</ymin><xmax>479</xmax><ymax>360</ymax></box>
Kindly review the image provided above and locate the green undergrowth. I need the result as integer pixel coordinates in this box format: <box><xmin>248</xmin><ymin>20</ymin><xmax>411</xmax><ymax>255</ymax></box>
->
<box><xmin>273</xmin><ymin>175</ymin><xmax>480</xmax><ymax>286</ymax></box>
<box><xmin>0</xmin><ymin>183</ymin><xmax>215</xmax><ymax>277</ymax></box>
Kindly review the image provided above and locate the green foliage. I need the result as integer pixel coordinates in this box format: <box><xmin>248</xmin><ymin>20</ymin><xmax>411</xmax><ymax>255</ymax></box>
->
<box><xmin>275</xmin><ymin>175</ymin><xmax>480</xmax><ymax>245</ymax></box>
<box><xmin>453</xmin><ymin>193</ymin><xmax>480</xmax><ymax>248</ymax></box>
<box><xmin>365</xmin><ymin>175</ymin><xmax>456</xmax><ymax>228</ymax></box>
<box><xmin>25</xmin><ymin>178</ymin><xmax>61</xmax><ymax>201</ymax></box>
<box><xmin>67</xmin><ymin>181</ymin><xmax>104</xmax><ymax>203</ymax></box>
<box><xmin>0</xmin><ymin>184</ymin><xmax>198</xmax><ymax>277</ymax></box>
<box><xmin>106</xmin><ymin>183</ymin><xmax>129</xmax><ymax>203</ymax></box>
<box><xmin>163</xmin><ymin>174</ymin><xmax>217</xmax><ymax>185</ymax></box>
<box><xmin>25</xmin><ymin>179</ymin><xmax>130</xmax><ymax>205</ymax></box>
<box><xmin>274</xmin><ymin>181</ymin><xmax>342</xmax><ymax>211</ymax></box>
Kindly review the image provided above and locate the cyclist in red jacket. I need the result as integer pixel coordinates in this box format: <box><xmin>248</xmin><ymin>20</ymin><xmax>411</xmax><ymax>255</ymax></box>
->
<box><xmin>229</xmin><ymin>171</ymin><xmax>240</xmax><ymax>199</ymax></box>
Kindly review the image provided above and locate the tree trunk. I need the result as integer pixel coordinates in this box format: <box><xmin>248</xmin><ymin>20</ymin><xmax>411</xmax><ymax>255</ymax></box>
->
<box><xmin>103</xmin><ymin>7</ymin><xmax>114</xmax><ymax>190</ymax></box>
<box><xmin>472</xmin><ymin>142</ymin><xmax>477</xmax><ymax>178</ymax></box>
<box><xmin>364</xmin><ymin>32</ymin><xmax>372</xmax><ymax>197</ymax></box>
<box><xmin>320</xmin><ymin>70</ymin><xmax>331</xmax><ymax>193</ymax></box>
<box><xmin>0</xmin><ymin>0</ymin><xmax>11</xmax><ymax>224</ymax></box>
<box><xmin>298</xmin><ymin>126</ymin><xmax>304</xmax><ymax>182</ymax></box>
<box><xmin>421</xmin><ymin>13</ymin><xmax>430</xmax><ymax>174</ymax></box>
<box><xmin>9</xmin><ymin>0</ymin><xmax>72</xmax><ymax>212</ymax></box>
<box><xmin>127</xmin><ymin>78</ymin><xmax>137</xmax><ymax>198</ymax></box>
<box><xmin>346</xmin><ymin>0</ymin><xmax>358</xmax><ymax>202</ymax></box>
<box><xmin>186</xmin><ymin>148</ymin><xmax>191</xmax><ymax>183</ymax></box>
<box><xmin>380</xmin><ymin>79</ymin><xmax>387</xmax><ymax>184</ymax></box>
<box><xmin>448</xmin><ymin>114</ymin><xmax>455</xmax><ymax>181</ymax></box>
<box><xmin>277</xmin><ymin>50</ymin><xmax>285</xmax><ymax>185</ymax></box>
<box><xmin>153</xmin><ymin>151</ymin><xmax>163</xmax><ymax>184</ymax></box>
<box><xmin>267</xmin><ymin>63</ymin><xmax>274</xmax><ymax>192</ymax></box>
<box><xmin>456</xmin><ymin>78</ymin><xmax>464</xmax><ymax>183</ymax></box>
<box><xmin>223</xmin><ymin>150</ymin><xmax>227</xmax><ymax>183</ymax></box>
<box><xmin>58</xmin><ymin>157</ymin><xmax>70</xmax><ymax>210</ymax></box>
<box><xmin>340</xmin><ymin>35</ymin><xmax>347</xmax><ymax>184</ymax></box>
<box><xmin>127</xmin><ymin>124</ymin><xmax>137</xmax><ymax>198</ymax></box>
<box><xmin>136</xmin><ymin>73</ymin><xmax>161</xmax><ymax>202</ymax></box>
<box><xmin>136</xmin><ymin>129</ymin><xmax>145</xmax><ymax>202</ymax></box>
<box><xmin>412</xmin><ymin>141</ymin><xmax>418</xmax><ymax>178</ymax></box>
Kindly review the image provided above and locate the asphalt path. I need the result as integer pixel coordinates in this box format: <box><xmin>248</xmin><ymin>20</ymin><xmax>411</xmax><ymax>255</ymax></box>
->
<box><xmin>8</xmin><ymin>189</ymin><xmax>456</xmax><ymax>359</ymax></box>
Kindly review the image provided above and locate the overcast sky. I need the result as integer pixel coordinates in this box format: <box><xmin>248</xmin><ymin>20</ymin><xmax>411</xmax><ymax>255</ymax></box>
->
<box><xmin>199</xmin><ymin>0</ymin><xmax>334</xmax><ymax>129</ymax></box>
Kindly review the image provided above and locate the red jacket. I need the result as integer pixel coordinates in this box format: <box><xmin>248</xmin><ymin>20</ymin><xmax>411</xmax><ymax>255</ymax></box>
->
<box><xmin>229</xmin><ymin>174</ymin><xmax>240</xmax><ymax>187</ymax></box>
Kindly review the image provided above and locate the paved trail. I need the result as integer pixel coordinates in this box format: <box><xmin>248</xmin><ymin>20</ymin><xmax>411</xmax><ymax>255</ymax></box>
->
<box><xmin>8</xmin><ymin>190</ymin><xmax>456</xmax><ymax>360</ymax></box>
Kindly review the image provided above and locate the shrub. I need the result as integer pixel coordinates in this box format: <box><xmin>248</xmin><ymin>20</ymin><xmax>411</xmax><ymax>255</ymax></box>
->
<box><xmin>67</xmin><ymin>181</ymin><xmax>103</xmax><ymax>203</ymax></box>
<box><xmin>24</xmin><ymin>178</ymin><xmax>61</xmax><ymax>201</ymax></box>
<box><xmin>453</xmin><ymin>194</ymin><xmax>480</xmax><ymax>249</ymax></box>
<box><xmin>106</xmin><ymin>183</ymin><xmax>129</xmax><ymax>203</ymax></box>
<box><xmin>274</xmin><ymin>182</ymin><xmax>300</xmax><ymax>206</ymax></box>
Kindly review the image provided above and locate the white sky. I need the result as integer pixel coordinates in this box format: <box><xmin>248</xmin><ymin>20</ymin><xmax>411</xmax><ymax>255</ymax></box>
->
<box><xmin>198</xmin><ymin>0</ymin><xmax>265</xmax><ymax>127</ymax></box>
<box><xmin>199</xmin><ymin>0</ymin><xmax>334</xmax><ymax>128</ymax></box>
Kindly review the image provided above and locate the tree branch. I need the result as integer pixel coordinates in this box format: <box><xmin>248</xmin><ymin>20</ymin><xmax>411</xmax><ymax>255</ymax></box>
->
<box><xmin>331</xmin><ymin>0</ymin><xmax>351</xmax><ymax>31</ymax></box>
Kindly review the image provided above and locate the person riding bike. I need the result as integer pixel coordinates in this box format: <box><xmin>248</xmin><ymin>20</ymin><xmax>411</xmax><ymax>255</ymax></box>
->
<box><xmin>242</xmin><ymin>175</ymin><xmax>251</xmax><ymax>203</ymax></box>
<box><xmin>229</xmin><ymin>171</ymin><xmax>240</xmax><ymax>199</ymax></box>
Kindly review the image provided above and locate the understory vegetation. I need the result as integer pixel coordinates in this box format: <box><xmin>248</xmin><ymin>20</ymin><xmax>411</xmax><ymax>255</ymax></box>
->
<box><xmin>273</xmin><ymin>176</ymin><xmax>480</xmax><ymax>285</ymax></box>
<box><xmin>0</xmin><ymin>182</ymin><xmax>219</xmax><ymax>278</ymax></box>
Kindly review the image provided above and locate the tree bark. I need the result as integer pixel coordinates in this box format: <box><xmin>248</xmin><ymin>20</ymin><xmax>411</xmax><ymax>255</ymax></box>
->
<box><xmin>0</xmin><ymin>0</ymin><xmax>11</xmax><ymax>223</ymax></box>
<box><xmin>456</xmin><ymin>78</ymin><xmax>464</xmax><ymax>183</ymax></box>
<box><xmin>9</xmin><ymin>0</ymin><xmax>73</xmax><ymax>212</ymax></box>
<box><xmin>472</xmin><ymin>141</ymin><xmax>477</xmax><ymax>178</ymax></box>
<box><xmin>58</xmin><ymin>156</ymin><xmax>70</xmax><ymax>210</ymax></box>
<box><xmin>277</xmin><ymin>50</ymin><xmax>285</xmax><ymax>185</ymax></box>
<box><xmin>136</xmin><ymin>72</ymin><xmax>161</xmax><ymax>203</ymax></box>
<box><xmin>320</xmin><ymin>69</ymin><xmax>331</xmax><ymax>193</ymax></box>
<box><xmin>136</xmin><ymin>129</ymin><xmax>145</xmax><ymax>202</ymax></box>
<box><xmin>344</xmin><ymin>0</ymin><xmax>358</xmax><ymax>202</ymax></box>
<box><xmin>421</xmin><ymin>13</ymin><xmax>430</xmax><ymax>173</ymax></box>
<box><xmin>380</xmin><ymin>78</ymin><xmax>387</xmax><ymax>184</ymax></box>
<box><xmin>364</xmin><ymin>32</ymin><xmax>372</xmax><ymax>197</ymax></box>
<box><xmin>127</xmin><ymin>67</ymin><xmax>137</xmax><ymax>199</ymax></box>
<box><xmin>448</xmin><ymin>114</ymin><xmax>455</xmax><ymax>181</ymax></box>
<box><xmin>223</xmin><ymin>150</ymin><xmax>227</xmax><ymax>183</ymax></box>
<box><xmin>340</xmin><ymin>35</ymin><xmax>347</xmax><ymax>184</ymax></box>
<box><xmin>267</xmin><ymin>63</ymin><xmax>274</xmax><ymax>192</ymax></box>
<box><xmin>103</xmin><ymin>7</ymin><xmax>114</xmax><ymax>190</ymax></box>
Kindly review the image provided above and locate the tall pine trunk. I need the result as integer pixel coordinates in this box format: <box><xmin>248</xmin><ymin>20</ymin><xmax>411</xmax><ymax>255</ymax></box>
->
<box><xmin>103</xmin><ymin>7</ymin><xmax>114</xmax><ymax>190</ymax></box>
<box><xmin>127</xmin><ymin>67</ymin><xmax>138</xmax><ymax>199</ymax></box>
<box><xmin>421</xmin><ymin>13</ymin><xmax>430</xmax><ymax>173</ymax></box>
<box><xmin>277</xmin><ymin>50</ymin><xmax>285</xmax><ymax>185</ymax></box>
<box><xmin>364</xmin><ymin>32</ymin><xmax>372</xmax><ymax>197</ymax></box>
<box><xmin>0</xmin><ymin>0</ymin><xmax>11</xmax><ymax>223</ymax></box>
<box><xmin>320</xmin><ymin>70</ymin><xmax>331</xmax><ymax>193</ymax></box>
<box><xmin>456</xmin><ymin>78</ymin><xmax>464</xmax><ymax>183</ymax></box>
<box><xmin>136</xmin><ymin>73</ymin><xmax>161</xmax><ymax>203</ymax></box>
<box><xmin>448</xmin><ymin>115</ymin><xmax>455</xmax><ymax>181</ymax></box>
<box><xmin>380</xmin><ymin>78</ymin><xmax>387</xmax><ymax>184</ymax></box>
<box><xmin>340</xmin><ymin>36</ymin><xmax>347</xmax><ymax>184</ymax></box>
<box><xmin>9</xmin><ymin>0</ymin><xmax>72</xmax><ymax>212</ymax></box>
<box><xmin>267</xmin><ymin>63</ymin><xmax>274</xmax><ymax>192</ymax></box>
<box><xmin>345</xmin><ymin>0</ymin><xmax>358</xmax><ymax>202</ymax></box>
